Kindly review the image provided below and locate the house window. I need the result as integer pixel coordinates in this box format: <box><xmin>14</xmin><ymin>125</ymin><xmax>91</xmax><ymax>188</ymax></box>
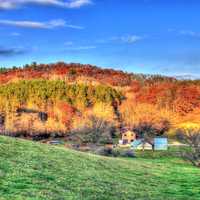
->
<box><xmin>123</xmin><ymin>139</ymin><xmax>128</xmax><ymax>144</ymax></box>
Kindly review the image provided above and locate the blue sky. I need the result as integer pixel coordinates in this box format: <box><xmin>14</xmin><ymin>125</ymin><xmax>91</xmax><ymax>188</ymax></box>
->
<box><xmin>0</xmin><ymin>0</ymin><xmax>200</xmax><ymax>77</ymax></box>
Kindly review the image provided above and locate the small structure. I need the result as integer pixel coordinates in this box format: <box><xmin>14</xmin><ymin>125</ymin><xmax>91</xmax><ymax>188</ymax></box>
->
<box><xmin>131</xmin><ymin>137</ymin><xmax>168</xmax><ymax>150</ymax></box>
<box><xmin>154</xmin><ymin>138</ymin><xmax>168</xmax><ymax>150</ymax></box>
<box><xmin>131</xmin><ymin>139</ymin><xmax>153</xmax><ymax>150</ymax></box>
<box><xmin>120</xmin><ymin>130</ymin><xmax>136</xmax><ymax>145</ymax></box>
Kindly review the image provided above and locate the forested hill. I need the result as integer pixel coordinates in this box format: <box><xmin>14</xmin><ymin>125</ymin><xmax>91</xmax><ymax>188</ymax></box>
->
<box><xmin>1</xmin><ymin>62</ymin><xmax>200</xmax><ymax>138</ymax></box>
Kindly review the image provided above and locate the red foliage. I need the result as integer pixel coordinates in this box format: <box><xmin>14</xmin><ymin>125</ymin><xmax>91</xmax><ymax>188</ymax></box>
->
<box><xmin>173</xmin><ymin>85</ymin><xmax>200</xmax><ymax>115</ymax></box>
<box><xmin>136</xmin><ymin>82</ymin><xmax>174</xmax><ymax>104</ymax></box>
<box><xmin>57</xmin><ymin>102</ymin><xmax>76</xmax><ymax>127</ymax></box>
<box><xmin>0</xmin><ymin>62</ymin><xmax>132</xmax><ymax>86</ymax></box>
<box><xmin>135</xmin><ymin>81</ymin><xmax>200</xmax><ymax>115</ymax></box>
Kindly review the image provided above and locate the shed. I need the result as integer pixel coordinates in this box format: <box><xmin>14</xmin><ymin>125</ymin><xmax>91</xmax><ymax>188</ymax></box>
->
<box><xmin>154</xmin><ymin>138</ymin><xmax>168</xmax><ymax>150</ymax></box>
<box><xmin>131</xmin><ymin>139</ymin><xmax>153</xmax><ymax>150</ymax></box>
<box><xmin>131</xmin><ymin>138</ymin><xmax>168</xmax><ymax>150</ymax></box>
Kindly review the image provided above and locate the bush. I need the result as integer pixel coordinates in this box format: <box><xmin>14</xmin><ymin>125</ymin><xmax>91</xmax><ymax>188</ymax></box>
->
<box><xmin>111</xmin><ymin>148</ymin><xmax>121</xmax><ymax>157</ymax></box>
<box><xmin>120</xmin><ymin>149</ymin><xmax>135</xmax><ymax>158</ymax></box>
<box><xmin>95</xmin><ymin>147</ymin><xmax>135</xmax><ymax>158</ymax></box>
<box><xmin>96</xmin><ymin>147</ymin><xmax>114</xmax><ymax>157</ymax></box>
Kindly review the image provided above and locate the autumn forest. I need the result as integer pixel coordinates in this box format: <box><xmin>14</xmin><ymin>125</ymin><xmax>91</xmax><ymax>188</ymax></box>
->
<box><xmin>0</xmin><ymin>62</ymin><xmax>198</xmax><ymax>143</ymax></box>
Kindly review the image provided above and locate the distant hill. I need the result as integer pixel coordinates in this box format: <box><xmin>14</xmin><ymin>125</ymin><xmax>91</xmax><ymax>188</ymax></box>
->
<box><xmin>0</xmin><ymin>62</ymin><xmax>175</xmax><ymax>86</ymax></box>
<box><xmin>0</xmin><ymin>62</ymin><xmax>133</xmax><ymax>86</ymax></box>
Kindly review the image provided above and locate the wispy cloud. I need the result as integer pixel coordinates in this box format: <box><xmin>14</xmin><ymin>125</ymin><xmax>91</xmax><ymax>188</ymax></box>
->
<box><xmin>111</xmin><ymin>35</ymin><xmax>143</xmax><ymax>44</ymax></box>
<box><xmin>0</xmin><ymin>0</ymin><xmax>92</xmax><ymax>10</ymax></box>
<box><xmin>65</xmin><ymin>0</ymin><xmax>92</xmax><ymax>8</ymax></box>
<box><xmin>0</xmin><ymin>46</ymin><xmax>26</xmax><ymax>56</ymax></box>
<box><xmin>179</xmin><ymin>30</ymin><xmax>200</xmax><ymax>38</ymax></box>
<box><xmin>65</xmin><ymin>45</ymin><xmax>96</xmax><ymax>50</ymax></box>
<box><xmin>96</xmin><ymin>35</ymin><xmax>144</xmax><ymax>45</ymax></box>
<box><xmin>168</xmin><ymin>28</ymin><xmax>200</xmax><ymax>38</ymax></box>
<box><xmin>0</xmin><ymin>19</ymin><xmax>83</xmax><ymax>29</ymax></box>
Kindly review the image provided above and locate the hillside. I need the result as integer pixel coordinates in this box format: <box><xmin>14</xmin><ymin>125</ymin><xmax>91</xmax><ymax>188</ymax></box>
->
<box><xmin>0</xmin><ymin>136</ymin><xmax>199</xmax><ymax>200</ymax></box>
<box><xmin>1</xmin><ymin>62</ymin><xmax>200</xmax><ymax>138</ymax></box>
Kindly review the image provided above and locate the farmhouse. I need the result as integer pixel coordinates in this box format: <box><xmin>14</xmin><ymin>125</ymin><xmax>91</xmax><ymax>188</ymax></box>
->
<box><xmin>119</xmin><ymin>130</ymin><xmax>136</xmax><ymax>145</ymax></box>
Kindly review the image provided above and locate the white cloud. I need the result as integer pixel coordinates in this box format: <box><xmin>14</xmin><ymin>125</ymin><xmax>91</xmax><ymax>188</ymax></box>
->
<box><xmin>65</xmin><ymin>45</ymin><xmax>96</xmax><ymax>50</ymax></box>
<box><xmin>96</xmin><ymin>35</ymin><xmax>143</xmax><ymax>45</ymax></box>
<box><xmin>168</xmin><ymin>28</ymin><xmax>200</xmax><ymax>38</ymax></box>
<box><xmin>0</xmin><ymin>0</ymin><xmax>92</xmax><ymax>10</ymax></box>
<box><xmin>0</xmin><ymin>1</ymin><xmax>16</xmax><ymax>9</ymax></box>
<box><xmin>65</xmin><ymin>24</ymin><xmax>84</xmax><ymax>29</ymax></box>
<box><xmin>64</xmin><ymin>42</ymin><xmax>96</xmax><ymax>50</ymax></box>
<box><xmin>179</xmin><ymin>30</ymin><xmax>200</xmax><ymax>38</ymax></box>
<box><xmin>112</xmin><ymin>35</ymin><xmax>143</xmax><ymax>44</ymax></box>
<box><xmin>66</xmin><ymin>0</ymin><xmax>92</xmax><ymax>8</ymax></box>
<box><xmin>0</xmin><ymin>19</ymin><xmax>83</xmax><ymax>29</ymax></box>
<box><xmin>123</xmin><ymin>35</ymin><xmax>142</xmax><ymax>43</ymax></box>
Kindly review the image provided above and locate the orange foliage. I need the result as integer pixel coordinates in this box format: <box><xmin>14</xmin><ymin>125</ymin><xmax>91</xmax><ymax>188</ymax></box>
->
<box><xmin>2</xmin><ymin>62</ymin><xmax>200</xmax><ymax>136</ymax></box>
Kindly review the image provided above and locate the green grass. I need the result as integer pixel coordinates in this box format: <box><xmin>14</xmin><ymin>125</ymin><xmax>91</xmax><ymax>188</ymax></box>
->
<box><xmin>0</xmin><ymin>136</ymin><xmax>200</xmax><ymax>200</ymax></box>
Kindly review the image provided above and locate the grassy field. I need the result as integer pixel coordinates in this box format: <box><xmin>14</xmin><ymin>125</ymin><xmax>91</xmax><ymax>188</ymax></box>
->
<box><xmin>0</xmin><ymin>136</ymin><xmax>200</xmax><ymax>200</ymax></box>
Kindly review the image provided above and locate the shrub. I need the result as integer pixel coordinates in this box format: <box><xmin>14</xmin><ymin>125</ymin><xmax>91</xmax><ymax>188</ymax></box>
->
<box><xmin>111</xmin><ymin>148</ymin><xmax>121</xmax><ymax>157</ymax></box>
<box><xmin>96</xmin><ymin>147</ymin><xmax>114</xmax><ymax>157</ymax></box>
<box><xmin>95</xmin><ymin>147</ymin><xmax>135</xmax><ymax>158</ymax></box>
<box><xmin>120</xmin><ymin>149</ymin><xmax>135</xmax><ymax>158</ymax></box>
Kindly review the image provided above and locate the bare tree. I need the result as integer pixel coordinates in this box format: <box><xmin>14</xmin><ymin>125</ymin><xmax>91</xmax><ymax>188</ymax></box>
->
<box><xmin>133</xmin><ymin>119</ymin><xmax>170</xmax><ymax>151</ymax></box>
<box><xmin>176</xmin><ymin>128</ymin><xmax>200</xmax><ymax>167</ymax></box>
<box><xmin>71</xmin><ymin>116</ymin><xmax>118</xmax><ymax>145</ymax></box>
